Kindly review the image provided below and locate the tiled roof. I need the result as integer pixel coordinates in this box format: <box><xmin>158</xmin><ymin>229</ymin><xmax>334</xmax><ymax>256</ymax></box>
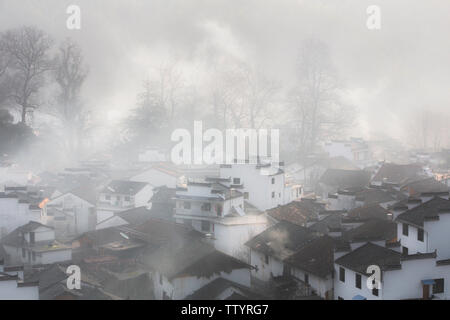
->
<box><xmin>396</xmin><ymin>197</ymin><xmax>450</xmax><ymax>227</ymax></box>
<box><xmin>245</xmin><ymin>221</ymin><xmax>320</xmax><ymax>261</ymax></box>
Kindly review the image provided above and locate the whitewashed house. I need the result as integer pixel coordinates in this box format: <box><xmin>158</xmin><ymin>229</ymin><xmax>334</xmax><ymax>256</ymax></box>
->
<box><xmin>1</xmin><ymin>221</ymin><xmax>72</xmax><ymax>266</ymax></box>
<box><xmin>284</xmin><ymin>236</ymin><xmax>336</xmax><ymax>299</ymax></box>
<box><xmin>0</xmin><ymin>192</ymin><xmax>42</xmax><ymax>238</ymax></box>
<box><xmin>245</xmin><ymin>221</ymin><xmax>320</xmax><ymax>282</ymax></box>
<box><xmin>219</xmin><ymin>161</ymin><xmax>290</xmax><ymax>211</ymax></box>
<box><xmin>174</xmin><ymin>178</ymin><xmax>267</xmax><ymax>260</ymax></box>
<box><xmin>145</xmin><ymin>240</ymin><xmax>252</xmax><ymax>300</ymax></box>
<box><xmin>334</xmin><ymin>242</ymin><xmax>450</xmax><ymax>300</ymax></box>
<box><xmin>322</xmin><ymin>138</ymin><xmax>374</xmax><ymax>169</ymax></box>
<box><xmin>42</xmin><ymin>186</ymin><xmax>97</xmax><ymax>236</ymax></box>
<box><xmin>394</xmin><ymin>194</ymin><xmax>450</xmax><ymax>258</ymax></box>
<box><xmin>97</xmin><ymin>180</ymin><xmax>153</xmax><ymax>224</ymax></box>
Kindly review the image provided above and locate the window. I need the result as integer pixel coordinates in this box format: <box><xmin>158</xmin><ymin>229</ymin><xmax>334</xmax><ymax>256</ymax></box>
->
<box><xmin>264</xmin><ymin>254</ymin><xmax>269</xmax><ymax>264</ymax></box>
<box><xmin>244</xmin><ymin>192</ymin><xmax>249</xmax><ymax>200</ymax></box>
<box><xmin>233</xmin><ymin>178</ymin><xmax>240</xmax><ymax>185</ymax></box>
<box><xmin>183</xmin><ymin>201</ymin><xmax>191</xmax><ymax>210</ymax></box>
<box><xmin>124</xmin><ymin>196</ymin><xmax>130</xmax><ymax>202</ymax></box>
<box><xmin>418</xmin><ymin>228</ymin><xmax>424</xmax><ymax>242</ymax></box>
<box><xmin>339</xmin><ymin>267</ymin><xmax>345</xmax><ymax>282</ymax></box>
<box><xmin>201</xmin><ymin>203</ymin><xmax>211</xmax><ymax>211</ymax></box>
<box><xmin>372</xmin><ymin>287</ymin><xmax>379</xmax><ymax>296</ymax></box>
<box><xmin>402</xmin><ymin>246</ymin><xmax>409</xmax><ymax>255</ymax></box>
<box><xmin>433</xmin><ymin>279</ymin><xmax>444</xmax><ymax>294</ymax></box>
<box><xmin>402</xmin><ymin>223</ymin><xmax>409</xmax><ymax>236</ymax></box>
<box><xmin>105</xmin><ymin>195</ymin><xmax>111</xmax><ymax>200</ymax></box>
<box><xmin>32</xmin><ymin>252</ymin><xmax>36</xmax><ymax>262</ymax></box>
<box><xmin>159</xmin><ymin>273</ymin><xmax>163</xmax><ymax>285</ymax></box>
<box><xmin>271</xmin><ymin>192</ymin><xmax>275</xmax><ymax>198</ymax></box>
<box><xmin>271</xmin><ymin>178</ymin><xmax>275</xmax><ymax>184</ymax></box>
<box><xmin>29</xmin><ymin>232</ymin><xmax>35</xmax><ymax>244</ymax></box>
<box><xmin>216</xmin><ymin>204</ymin><xmax>223</xmax><ymax>217</ymax></box>
<box><xmin>305</xmin><ymin>273</ymin><xmax>309</xmax><ymax>285</ymax></box>
<box><xmin>201</xmin><ymin>221</ymin><xmax>210</xmax><ymax>232</ymax></box>
<box><xmin>22</xmin><ymin>248</ymin><xmax>26</xmax><ymax>258</ymax></box>
<box><xmin>355</xmin><ymin>273</ymin><xmax>362</xmax><ymax>289</ymax></box>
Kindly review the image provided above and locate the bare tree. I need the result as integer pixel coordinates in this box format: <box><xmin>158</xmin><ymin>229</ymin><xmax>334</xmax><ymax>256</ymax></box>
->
<box><xmin>0</xmin><ymin>26</ymin><xmax>53</xmax><ymax>124</ymax></box>
<box><xmin>53</xmin><ymin>39</ymin><xmax>89</xmax><ymax>153</ymax></box>
<box><xmin>210</xmin><ymin>62</ymin><xmax>278</xmax><ymax>129</ymax></box>
<box><xmin>288</xmin><ymin>39</ymin><xmax>353</xmax><ymax>156</ymax></box>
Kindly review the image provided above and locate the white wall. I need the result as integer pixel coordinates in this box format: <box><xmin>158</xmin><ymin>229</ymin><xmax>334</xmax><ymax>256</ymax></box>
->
<box><xmin>214</xmin><ymin>222</ymin><xmax>267</xmax><ymax>262</ymax></box>
<box><xmin>220</xmin><ymin>164</ymin><xmax>286</xmax><ymax>211</ymax></box>
<box><xmin>250</xmin><ymin>250</ymin><xmax>284</xmax><ymax>282</ymax></box>
<box><xmin>0</xmin><ymin>280</ymin><xmax>39</xmax><ymax>300</ymax></box>
<box><xmin>291</xmin><ymin>267</ymin><xmax>333</xmax><ymax>299</ymax></box>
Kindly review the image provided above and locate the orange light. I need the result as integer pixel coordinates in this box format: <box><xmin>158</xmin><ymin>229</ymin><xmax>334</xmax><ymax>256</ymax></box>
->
<box><xmin>39</xmin><ymin>198</ymin><xmax>49</xmax><ymax>209</ymax></box>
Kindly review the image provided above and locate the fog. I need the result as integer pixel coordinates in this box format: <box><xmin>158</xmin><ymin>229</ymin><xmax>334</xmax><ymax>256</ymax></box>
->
<box><xmin>1</xmin><ymin>0</ymin><xmax>450</xmax><ymax>168</ymax></box>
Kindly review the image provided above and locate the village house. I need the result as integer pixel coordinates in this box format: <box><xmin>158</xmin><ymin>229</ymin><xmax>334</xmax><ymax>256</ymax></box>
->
<box><xmin>265</xmin><ymin>198</ymin><xmax>326</xmax><ymax>227</ymax></box>
<box><xmin>42</xmin><ymin>185</ymin><xmax>97</xmax><ymax>236</ymax></box>
<box><xmin>143</xmin><ymin>240</ymin><xmax>252</xmax><ymax>300</ymax></box>
<box><xmin>0</xmin><ymin>191</ymin><xmax>42</xmax><ymax>237</ymax></box>
<box><xmin>284</xmin><ymin>156</ymin><xmax>359</xmax><ymax>194</ymax></box>
<box><xmin>174</xmin><ymin>178</ymin><xmax>267</xmax><ymax>260</ymax></box>
<box><xmin>1</xmin><ymin>221</ymin><xmax>72</xmax><ymax>266</ymax></box>
<box><xmin>371</xmin><ymin>162</ymin><xmax>428</xmax><ymax>186</ymax></box>
<box><xmin>218</xmin><ymin>161</ymin><xmax>295</xmax><ymax>211</ymax></box>
<box><xmin>334</xmin><ymin>242</ymin><xmax>450</xmax><ymax>300</ymax></box>
<box><xmin>97</xmin><ymin>180</ymin><xmax>153</xmax><ymax>224</ymax></box>
<box><xmin>317</xmin><ymin>169</ymin><xmax>371</xmax><ymax>200</ymax></box>
<box><xmin>284</xmin><ymin>235</ymin><xmax>336</xmax><ymax>299</ymax></box>
<box><xmin>399</xmin><ymin>177</ymin><xmax>449</xmax><ymax>197</ymax></box>
<box><xmin>327</xmin><ymin>186</ymin><xmax>401</xmax><ymax>211</ymax></box>
<box><xmin>394</xmin><ymin>194</ymin><xmax>450</xmax><ymax>258</ymax></box>
<box><xmin>245</xmin><ymin>221</ymin><xmax>321</xmax><ymax>283</ymax></box>
<box><xmin>322</xmin><ymin>138</ymin><xmax>374</xmax><ymax>169</ymax></box>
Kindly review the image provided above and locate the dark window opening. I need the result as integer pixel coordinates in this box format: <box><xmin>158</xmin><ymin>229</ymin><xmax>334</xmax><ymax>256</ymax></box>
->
<box><xmin>305</xmin><ymin>273</ymin><xmax>309</xmax><ymax>285</ymax></box>
<box><xmin>433</xmin><ymin>279</ymin><xmax>444</xmax><ymax>294</ymax></box>
<box><xmin>402</xmin><ymin>246</ymin><xmax>409</xmax><ymax>255</ymax></box>
<box><xmin>372</xmin><ymin>287</ymin><xmax>379</xmax><ymax>296</ymax></box>
<box><xmin>233</xmin><ymin>178</ymin><xmax>240</xmax><ymax>185</ymax></box>
<box><xmin>418</xmin><ymin>228</ymin><xmax>424</xmax><ymax>242</ymax></box>
<box><xmin>183</xmin><ymin>201</ymin><xmax>191</xmax><ymax>210</ymax></box>
<box><xmin>339</xmin><ymin>267</ymin><xmax>345</xmax><ymax>282</ymax></box>
<box><xmin>355</xmin><ymin>273</ymin><xmax>362</xmax><ymax>289</ymax></box>
<box><xmin>402</xmin><ymin>223</ymin><xmax>409</xmax><ymax>236</ymax></box>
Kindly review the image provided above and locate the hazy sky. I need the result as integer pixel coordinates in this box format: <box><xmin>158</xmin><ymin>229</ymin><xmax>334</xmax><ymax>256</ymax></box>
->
<box><xmin>1</xmin><ymin>0</ymin><xmax>449</xmax><ymax>143</ymax></box>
